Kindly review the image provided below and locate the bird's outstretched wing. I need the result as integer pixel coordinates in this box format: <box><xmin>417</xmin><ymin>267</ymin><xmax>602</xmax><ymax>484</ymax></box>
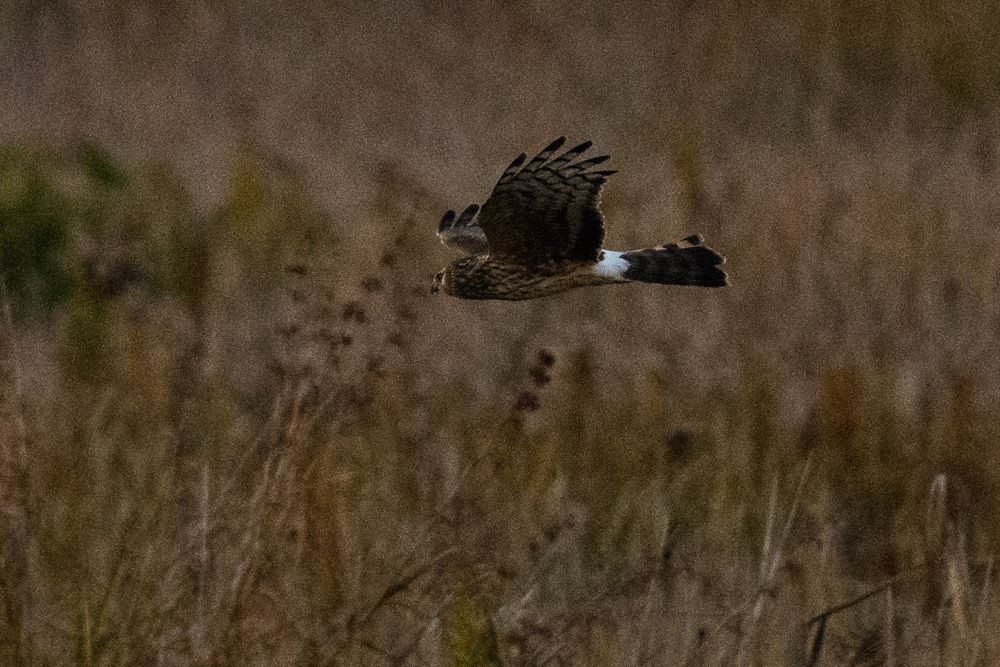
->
<box><xmin>437</xmin><ymin>204</ymin><xmax>489</xmax><ymax>256</ymax></box>
<box><xmin>475</xmin><ymin>137</ymin><xmax>616</xmax><ymax>266</ymax></box>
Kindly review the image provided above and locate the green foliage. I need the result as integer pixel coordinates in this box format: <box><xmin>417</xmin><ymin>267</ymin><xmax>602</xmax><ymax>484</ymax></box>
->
<box><xmin>79</xmin><ymin>141</ymin><xmax>128</xmax><ymax>190</ymax></box>
<box><xmin>447</xmin><ymin>583</ymin><xmax>503</xmax><ymax>667</ymax></box>
<box><xmin>0</xmin><ymin>146</ymin><xmax>73</xmax><ymax>312</ymax></box>
<box><xmin>60</xmin><ymin>293</ymin><xmax>108</xmax><ymax>382</ymax></box>
<box><xmin>220</xmin><ymin>139</ymin><xmax>332</xmax><ymax>287</ymax></box>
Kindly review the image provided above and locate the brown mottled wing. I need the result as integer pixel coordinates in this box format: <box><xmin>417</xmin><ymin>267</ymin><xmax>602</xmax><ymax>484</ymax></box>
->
<box><xmin>476</xmin><ymin>137</ymin><xmax>616</xmax><ymax>266</ymax></box>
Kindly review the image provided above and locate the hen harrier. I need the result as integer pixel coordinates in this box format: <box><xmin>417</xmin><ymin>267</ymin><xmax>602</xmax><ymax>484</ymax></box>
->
<box><xmin>432</xmin><ymin>137</ymin><xmax>727</xmax><ymax>300</ymax></box>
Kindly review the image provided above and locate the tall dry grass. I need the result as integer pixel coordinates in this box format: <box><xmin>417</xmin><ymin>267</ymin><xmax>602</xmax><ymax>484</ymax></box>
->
<box><xmin>2</xmin><ymin>1</ymin><xmax>1000</xmax><ymax>665</ymax></box>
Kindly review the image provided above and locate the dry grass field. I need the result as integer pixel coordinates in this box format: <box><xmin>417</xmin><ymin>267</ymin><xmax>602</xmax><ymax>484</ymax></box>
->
<box><xmin>2</xmin><ymin>1</ymin><xmax>1000</xmax><ymax>665</ymax></box>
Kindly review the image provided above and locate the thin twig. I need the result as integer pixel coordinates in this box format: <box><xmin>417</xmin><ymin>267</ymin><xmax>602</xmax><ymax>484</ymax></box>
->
<box><xmin>806</xmin><ymin>565</ymin><xmax>928</xmax><ymax>627</ymax></box>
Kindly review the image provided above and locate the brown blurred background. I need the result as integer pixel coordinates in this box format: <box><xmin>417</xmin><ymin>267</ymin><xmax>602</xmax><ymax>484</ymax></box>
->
<box><xmin>1</xmin><ymin>1</ymin><xmax>999</xmax><ymax>665</ymax></box>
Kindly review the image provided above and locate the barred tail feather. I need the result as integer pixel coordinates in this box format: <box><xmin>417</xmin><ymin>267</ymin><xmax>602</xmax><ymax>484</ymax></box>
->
<box><xmin>621</xmin><ymin>236</ymin><xmax>727</xmax><ymax>287</ymax></box>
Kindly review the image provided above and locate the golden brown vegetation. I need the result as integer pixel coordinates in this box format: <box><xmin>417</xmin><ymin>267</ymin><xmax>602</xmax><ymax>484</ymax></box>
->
<box><xmin>1</xmin><ymin>1</ymin><xmax>1000</xmax><ymax>665</ymax></box>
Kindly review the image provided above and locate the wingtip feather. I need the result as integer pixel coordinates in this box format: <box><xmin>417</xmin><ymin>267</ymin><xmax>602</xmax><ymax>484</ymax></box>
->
<box><xmin>544</xmin><ymin>136</ymin><xmax>568</xmax><ymax>153</ymax></box>
<box><xmin>438</xmin><ymin>210</ymin><xmax>456</xmax><ymax>233</ymax></box>
<box><xmin>457</xmin><ymin>204</ymin><xmax>480</xmax><ymax>225</ymax></box>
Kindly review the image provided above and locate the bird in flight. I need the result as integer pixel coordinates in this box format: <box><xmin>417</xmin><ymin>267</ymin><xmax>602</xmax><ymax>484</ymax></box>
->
<box><xmin>432</xmin><ymin>137</ymin><xmax>727</xmax><ymax>300</ymax></box>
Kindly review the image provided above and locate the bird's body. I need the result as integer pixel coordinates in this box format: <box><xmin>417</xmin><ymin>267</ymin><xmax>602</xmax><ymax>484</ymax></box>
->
<box><xmin>434</xmin><ymin>138</ymin><xmax>727</xmax><ymax>300</ymax></box>
<box><xmin>441</xmin><ymin>255</ymin><xmax>623</xmax><ymax>301</ymax></box>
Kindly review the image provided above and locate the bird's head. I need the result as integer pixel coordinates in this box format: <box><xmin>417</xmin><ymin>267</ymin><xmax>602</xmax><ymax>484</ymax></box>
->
<box><xmin>431</xmin><ymin>267</ymin><xmax>449</xmax><ymax>295</ymax></box>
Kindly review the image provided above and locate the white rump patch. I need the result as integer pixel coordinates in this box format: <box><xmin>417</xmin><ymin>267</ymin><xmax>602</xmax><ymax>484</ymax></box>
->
<box><xmin>593</xmin><ymin>250</ymin><xmax>629</xmax><ymax>280</ymax></box>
